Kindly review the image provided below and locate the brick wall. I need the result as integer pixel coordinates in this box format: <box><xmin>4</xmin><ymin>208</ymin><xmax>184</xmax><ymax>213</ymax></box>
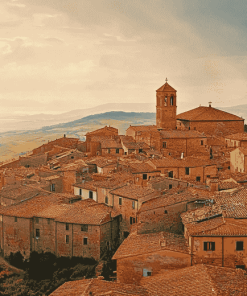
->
<box><xmin>2</xmin><ymin>216</ymin><xmax>31</xmax><ymax>258</ymax></box>
<box><xmin>188</xmin><ymin>120</ymin><xmax>244</xmax><ymax>137</ymax></box>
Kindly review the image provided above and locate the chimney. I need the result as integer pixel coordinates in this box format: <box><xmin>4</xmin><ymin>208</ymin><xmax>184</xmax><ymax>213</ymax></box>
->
<box><xmin>64</xmin><ymin>134</ymin><xmax>66</xmax><ymax>138</ymax></box>
<box><xmin>208</xmin><ymin>102</ymin><xmax>212</xmax><ymax>108</ymax></box>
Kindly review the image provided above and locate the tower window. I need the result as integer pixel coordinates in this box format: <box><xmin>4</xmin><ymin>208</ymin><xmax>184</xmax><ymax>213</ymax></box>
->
<box><xmin>163</xmin><ymin>142</ymin><xmax>167</xmax><ymax>148</ymax></box>
<box><xmin>105</xmin><ymin>196</ymin><xmax>108</xmax><ymax>204</ymax></box>
<box><xmin>164</xmin><ymin>97</ymin><xmax>167</xmax><ymax>106</ymax></box>
<box><xmin>170</xmin><ymin>96</ymin><xmax>174</xmax><ymax>106</ymax></box>
<box><xmin>201</xmin><ymin>140</ymin><xmax>203</xmax><ymax>145</ymax></box>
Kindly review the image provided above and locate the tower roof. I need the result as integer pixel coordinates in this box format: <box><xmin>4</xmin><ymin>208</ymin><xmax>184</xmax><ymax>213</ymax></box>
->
<box><xmin>177</xmin><ymin>106</ymin><xmax>243</xmax><ymax>121</ymax></box>
<box><xmin>156</xmin><ymin>82</ymin><xmax>177</xmax><ymax>92</ymax></box>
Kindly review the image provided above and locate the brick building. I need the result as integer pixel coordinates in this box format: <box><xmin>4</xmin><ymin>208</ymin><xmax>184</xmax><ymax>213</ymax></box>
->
<box><xmin>112</xmin><ymin>230</ymin><xmax>190</xmax><ymax>285</ymax></box>
<box><xmin>177</xmin><ymin>104</ymin><xmax>244</xmax><ymax>137</ymax></box>
<box><xmin>225</xmin><ymin>133</ymin><xmax>247</xmax><ymax>148</ymax></box>
<box><xmin>0</xmin><ymin>195</ymin><xmax>120</xmax><ymax>260</ymax></box>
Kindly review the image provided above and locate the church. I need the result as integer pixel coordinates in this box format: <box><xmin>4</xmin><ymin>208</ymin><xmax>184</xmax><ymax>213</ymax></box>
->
<box><xmin>126</xmin><ymin>79</ymin><xmax>244</xmax><ymax>158</ymax></box>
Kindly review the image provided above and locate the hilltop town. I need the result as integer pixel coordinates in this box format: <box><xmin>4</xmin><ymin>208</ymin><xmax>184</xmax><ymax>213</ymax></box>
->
<box><xmin>1</xmin><ymin>81</ymin><xmax>247</xmax><ymax>295</ymax></box>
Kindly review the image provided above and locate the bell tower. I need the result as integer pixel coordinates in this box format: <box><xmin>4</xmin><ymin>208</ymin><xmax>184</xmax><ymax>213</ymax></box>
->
<box><xmin>156</xmin><ymin>78</ymin><xmax>177</xmax><ymax>130</ymax></box>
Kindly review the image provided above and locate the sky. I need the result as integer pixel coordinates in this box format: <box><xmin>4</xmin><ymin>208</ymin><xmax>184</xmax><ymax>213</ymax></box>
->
<box><xmin>0</xmin><ymin>0</ymin><xmax>247</xmax><ymax>115</ymax></box>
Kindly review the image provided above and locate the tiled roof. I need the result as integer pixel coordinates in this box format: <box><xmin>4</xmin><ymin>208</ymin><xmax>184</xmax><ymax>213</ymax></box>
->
<box><xmin>110</xmin><ymin>184</ymin><xmax>159</xmax><ymax>201</ymax></box>
<box><xmin>149</xmin><ymin>157</ymin><xmax>216</xmax><ymax>168</ymax></box>
<box><xmin>73</xmin><ymin>181</ymin><xmax>97</xmax><ymax>191</ymax></box>
<box><xmin>100</xmin><ymin>140</ymin><xmax>123</xmax><ymax>149</ymax></box>
<box><xmin>127</xmin><ymin>162</ymin><xmax>159</xmax><ymax>173</ymax></box>
<box><xmin>127</xmin><ymin>125</ymin><xmax>157</xmax><ymax>132</ymax></box>
<box><xmin>112</xmin><ymin>231</ymin><xmax>189</xmax><ymax>260</ymax></box>
<box><xmin>49</xmin><ymin>278</ymin><xmax>149</xmax><ymax>296</ymax></box>
<box><xmin>156</xmin><ymin>82</ymin><xmax>177</xmax><ymax>92</ymax></box>
<box><xmin>0</xmin><ymin>184</ymin><xmax>44</xmax><ymax>201</ymax></box>
<box><xmin>140</xmin><ymin>264</ymin><xmax>247</xmax><ymax>296</ymax></box>
<box><xmin>55</xmin><ymin>202</ymin><xmax>117</xmax><ymax>225</ymax></box>
<box><xmin>86</xmin><ymin>126</ymin><xmax>118</xmax><ymax>136</ymax></box>
<box><xmin>238</xmin><ymin>147</ymin><xmax>247</xmax><ymax>156</ymax></box>
<box><xmin>160</xmin><ymin>130</ymin><xmax>206</xmax><ymax>139</ymax></box>
<box><xmin>177</xmin><ymin>106</ymin><xmax>243</xmax><ymax>121</ymax></box>
<box><xmin>122</xmin><ymin>141</ymin><xmax>150</xmax><ymax>150</ymax></box>
<box><xmin>139</xmin><ymin>190</ymin><xmax>208</xmax><ymax>213</ymax></box>
<box><xmin>226</xmin><ymin>133</ymin><xmax>247</xmax><ymax>141</ymax></box>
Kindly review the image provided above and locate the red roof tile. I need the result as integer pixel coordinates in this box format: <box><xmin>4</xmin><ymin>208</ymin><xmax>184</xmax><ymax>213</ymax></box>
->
<box><xmin>112</xmin><ymin>231</ymin><xmax>189</xmax><ymax>260</ymax></box>
<box><xmin>177</xmin><ymin>106</ymin><xmax>243</xmax><ymax>121</ymax></box>
<box><xmin>160</xmin><ymin>130</ymin><xmax>206</xmax><ymax>138</ymax></box>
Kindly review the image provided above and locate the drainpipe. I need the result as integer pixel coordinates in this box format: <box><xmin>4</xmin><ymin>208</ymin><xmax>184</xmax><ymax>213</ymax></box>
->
<box><xmin>222</xmin><ymin>236</ymin><xmax>224</xmax><ymax>267</ymax></box>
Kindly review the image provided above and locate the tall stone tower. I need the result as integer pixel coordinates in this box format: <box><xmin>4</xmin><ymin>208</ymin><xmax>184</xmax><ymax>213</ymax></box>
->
<box><xmin>156</xmin><ymin>79</ymin><xmax>177</xmax><ymax>130</ymax></box>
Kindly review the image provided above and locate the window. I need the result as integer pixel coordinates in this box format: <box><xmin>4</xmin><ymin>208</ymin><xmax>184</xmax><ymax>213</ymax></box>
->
<box><xmin>196</xmin><ymin>176</ymin><xmax>201</xmax><ymax>182</ymax></box>
<box><xmin>201</xmin><ymin>140</ymin><xmax>203</xmax><ymax>145</ymax></box>
<box><xmin>228</xmin><ymin>166</ymin><xmax>230</xmax><ymax>170</ymax></box>
<box><xmin>143</xmin><ymin>268</ymin><xmax>152</xmax><ymax>277</ymax></box>
<box><xmin>168</xmin><ymin>171</ymin><xmax>173</xmax><ymax>178</ymax></box>
<box><xmin>169</xmin><ymin>184</ymin><xmax>172</xmax><ymax>189</ymax></box>
<box><xmin>170</xmin><ymin>96</ymin><xmax>173</xmax><ymax>106</ymax></box>
<box><xmin>164</xmin><ymin>96</ymin><xmax>167</xmax><ymax>106</ymax></box>
<box><xmin>116</xmin><ymin>148</ymin><xmax>119</xmax><ymax>154</ymax></box>
<box><xmin>132</xmin><ymin>201</ymin><xmax>135</xmax><ymax>209</ymax></box>
<box><xmin>119</xmin><ymin>197</ymin><xmax>122</xmax><ymax>205</ymax></box>
<box><xmin>164</xmin><ymin>210</ymin><xmax>168</xmax><ymax>214</ymax></box>
<box><xmin>66</xmin><ymin>235</ymin><xmax>69</xmax><ymax>244</ymax></box>
<box><xmin>130</xmin><ymin>217</ymin><xmax>135</xmax><ymax>224</ymax></box>
<box><xmin>51</xmin><ymin>184</ymin><xmax>55</xmax><ymax>192</ymax></box>
<box><xmin>143</xmin><ymin>174</ymin><xmax>147</xmax><ymax>180</ymax></box>
<box><xmin>204</xmin><ymin>242</ymin><xmax>215</xmax><ymax>251</ymax></box>
<box><xmin>36</xmin><ymin>229</ymin><xmax>40</xmax><ymax>238</ymax></box>
<box><xmin>83</xmin><ymin>237</ymin><xmax>88</xmax><ymax>245</ymax></box>
<box><xmin>139</xmin><ymin>148</ymin><xmax>143</xmax><ymax>153</ymax></box>
<box><xmin>206</xmin><ymin>175</ymin><xmax>210</xmax><ymax>178</ymax></box>
<box><xmin>81</xmin><ymin>225</ymin><xmax>88</xmax><ymax>232</ymax></box>
<box><xmin>185</xmin><ymin>167</ymin><xmax>190</xmax><ymax>175</ymax></box>
<box><xmin>66</xmin><ymin>223</ymin><xmax>69</xmax><ymax>231</ymax></box>
<box><xmin>108</xmin><ymin>149</ymin><xmax>110</xmax><ymax>154</ymax></box>
<box><xmin>105</xmin><ymin>196</ymin><xmax>108</xmax><ymax>204</ymax></box>
<box><xmin>163</xmin><ymin>142</ymin><xmax>167</xmax><ymax>148</ymax></box>
<box><xmin>14</xmin><ymin>217</ymin><xmax>17</xmax><ymax>223</ymax></box>
<box><xmin>35</xmin><ymin>217</ymin><xmax>39</xmax><ymax>224</ymax></box>
<box><xmin>79</xmin><ymin>188</ymin><xmax>82</xmax><ymax>195</ymax></box>
<box><xmin>47</xmin><ymin>219</ymin><xmax>50</xmax><ymax>225</ymax></box>
<box><xmin>89</xmin><ymin>191</ymin><xmax>93</xmax><ymax>199</ymax></box>
<box><xmin>236</xmin><ymin>241</ymin><xmax>244</xmax><ymax>251</ymax></box>
<box><xmin>236</xmin><ymin>265</ymin><xmax>245</xmax><ymax>270</ymax></box>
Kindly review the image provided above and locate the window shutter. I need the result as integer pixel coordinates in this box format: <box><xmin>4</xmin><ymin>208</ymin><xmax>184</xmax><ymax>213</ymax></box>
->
<box><xmin>204</xmin><ymin>242</ymin><xmax>207</xmax><ymax>251</ymax></box>
<box><xmin>212</xmin><ymin>242</ymin><xmax>215</xmax><ymax>251</ymax></box>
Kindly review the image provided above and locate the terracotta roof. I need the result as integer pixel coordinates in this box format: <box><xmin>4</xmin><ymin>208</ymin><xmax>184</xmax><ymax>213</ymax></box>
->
<box><xmin>149</xmin><ymin>157</ymin><xmax>216</xmax><ymax>168</ymax></box>
<box><xmin>187</xmin><ymin>217</ymin><xmax>247</xmax><ymax>236</ymax></box>
<box><xmin>86</xmin><ymin>126</ymin><xmax>118</xmax><ymax>136</ymax></box>
<box><xmin>0</xmin><ymin>184</ymin><xmax>44</xmax><ymax>201</ymax></box>
<box><xmin>73</xmin><ymin>181</ymin><xmax>97</xmax><ymax>191</ymax></box>
<box><xmin>110</xmin><ymin>184</ymin><xmax>159</xmax><ymax>201</ymax></box>
<box><xmin>226</xmin><ymin>133</ymin><xmax>247</xmax><ymax>141</ymax></box>
<box><xmin>122</xmin><ymin>141</ymin><xmax>150</xmax><ymax>150</ymax></box>
<box><xmin>237</xmin><ymin>147</ymin><xmax>247</xmax><ymax>156</ymax></box>
<box><xmin>160</xmin><ymin>130</ymin><xmax>206</xmax><ymax>139</ymax></box>
<box><xmin>49</xmin><ymin>278</ymin><xmax>149</xmax><ymax>296</ymax></box>
<box><xmin>127</xmin><ymin>162</ymin><xmax>159</xmax><ymax>173</ymax></box>
<box><xmin>177</xmin><ymin>106</ymin><xmax>243</xmax><ymax>121</ymax></box>
<box><xmin>139</xmin><ymin>190</ymin><xmax>208</xmax><ymax>213</ymax></box>
<box><xmin>126</xmin><ymin>125</ymin><xmax>157</xmax><ymax>132</ymax></box>
<box><xmin>55</xmin><ymin>201</ymin><xmax>118</xmax><ymax>225</ymax></box>
<box><xmin>156</xmin><ymin>82</ymin><xmax>177</xmax><ymax>92</ymax></box>
<box><xmin>140</xmin><ymin>264</ymin><xmax>247</xmax><ymax>296</ymax></box>
<box><xmin>100</xmin><ymin>140</ymin><xmax>123</xmax><ymax>149</ymax></box>
<box><xmin>112</xmin><ymin>231</ymin><xmax>189</xmax><ymax>260</ymax></box>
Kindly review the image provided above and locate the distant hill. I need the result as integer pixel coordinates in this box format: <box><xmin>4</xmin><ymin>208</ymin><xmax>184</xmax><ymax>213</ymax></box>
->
<box><xmin>217</xmin><ymin>105</ymin><xmax>247</xmax><ymax>120</ymax></box>
<box><xmin>0</xmin><ymin>111</ymin><xmax>156</xmax><ymax>162</ymax></box>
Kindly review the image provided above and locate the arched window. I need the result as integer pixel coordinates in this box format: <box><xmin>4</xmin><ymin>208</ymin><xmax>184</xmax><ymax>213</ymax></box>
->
<box><xmin>164</xmin><ymin>96</ymin><xmax>167</xmax><ymax>106</ymax></box>
<box><xmin>170</xmin><ymin>96</ymin><xmax>174</xmax><ymax>106</ymax></box>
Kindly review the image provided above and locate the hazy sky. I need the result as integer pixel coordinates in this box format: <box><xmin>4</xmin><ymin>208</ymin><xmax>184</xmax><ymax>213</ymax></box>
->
<box><xmin>0</xmin><ymin>0</ymin><xmax>247</xmax><ymax>115</ymax></box>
